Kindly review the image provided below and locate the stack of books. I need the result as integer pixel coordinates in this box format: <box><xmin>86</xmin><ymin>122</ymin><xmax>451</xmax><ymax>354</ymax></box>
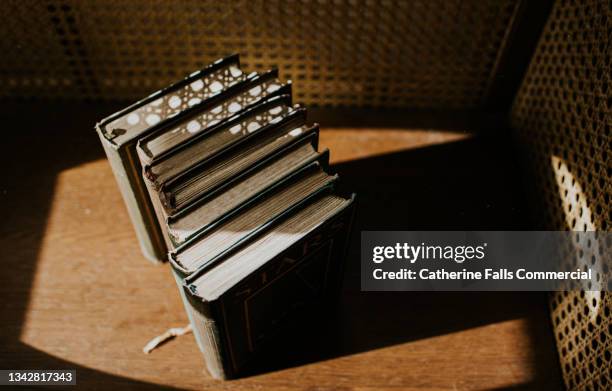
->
<box><xmin>95</xmin><ymin>55</ymin><xmax>355</xmax><ymax>379</ymax></box>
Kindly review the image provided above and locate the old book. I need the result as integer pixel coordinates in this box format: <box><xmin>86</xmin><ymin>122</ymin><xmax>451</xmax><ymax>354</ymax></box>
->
<box><xmin>95</xmin><ymin>55</ymin><xmax>246</xmax><ymax>262</ymax></box>
<box><xmin>178</xmin><ymin>191</ymin><xmax>355</xmax><ymax>379</ymax></box>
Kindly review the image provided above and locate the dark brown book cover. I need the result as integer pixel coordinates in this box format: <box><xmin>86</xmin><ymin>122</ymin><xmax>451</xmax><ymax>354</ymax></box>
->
<box><xmin>182</xmin><ymin>195</ymin><xmax>355</xmax><ymax>379</ymax></box>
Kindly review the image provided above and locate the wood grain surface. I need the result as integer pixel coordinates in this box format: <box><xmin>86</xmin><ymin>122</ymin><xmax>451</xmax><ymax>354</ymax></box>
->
<box><xmin>0</xmin><ymin>103</ymin><xmax>562</xmax><ymax>390</ymax></box>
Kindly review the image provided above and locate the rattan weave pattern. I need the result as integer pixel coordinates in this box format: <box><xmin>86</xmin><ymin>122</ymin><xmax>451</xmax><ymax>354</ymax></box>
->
<box><xmin>511</xmin><ymin>1</ymin><xmax>611</xmax><ymax>390</ymax></box>
<box><xmin>1</xmin><ymin>0</ymin><xmax>519</xmax><ymax>108</ymax></box>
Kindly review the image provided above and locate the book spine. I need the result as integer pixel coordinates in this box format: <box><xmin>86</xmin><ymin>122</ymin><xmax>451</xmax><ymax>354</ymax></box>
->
<box><xmin>170</xmin><ymin>270</ymin><xmax>207</xmax><ymax>353</ymax></box>
<box><xmin>95</xmin><ymin>128</ymin><xmax>166</xmax><ymax>263</ymax></box>
<box><xmin>189</xmin><ymin>197</ymin><xmax>356</xmax><ymax>376</ymax></box>
<box><xmin>179</xmin><ymin>280</ymin><xmax>229</xmax><ymax>379</ymax></box>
